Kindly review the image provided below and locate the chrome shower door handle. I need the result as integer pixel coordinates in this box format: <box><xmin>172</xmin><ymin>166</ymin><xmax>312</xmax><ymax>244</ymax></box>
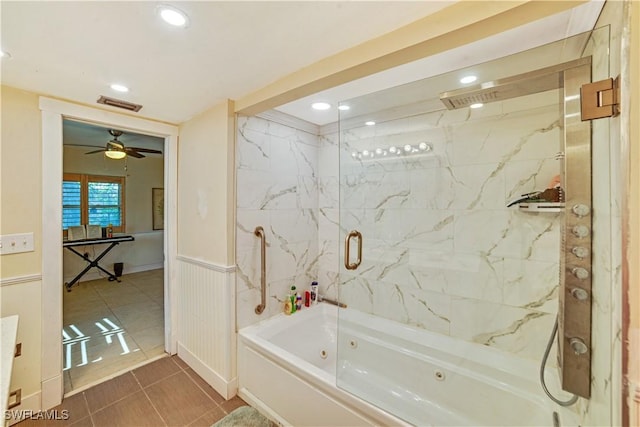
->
<box><xmin>344</xmin><ymin>230</ymin><xmax>362</xmax><ymax>270</ymax></box>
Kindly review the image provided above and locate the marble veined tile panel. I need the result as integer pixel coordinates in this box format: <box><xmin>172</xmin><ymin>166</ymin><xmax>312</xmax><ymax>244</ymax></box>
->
<box><xmin>318</xmin><ymin>143</ymin><xmax>339</xmax><ymax>178</ymax></box>
<box><xmin>236</xmin><ymin>209</ymin><xmax>270</xmax><ymax>250</ymax></box>
<box><xmin>438</xmin><ymin>163</ymin><xmax>507</xmax><ymax>210</ymax></box>
<box><xmin>270</xmin><ymin>208</ymin><xmax>318</xmax><ymax>245</ymax></box>
<box><xmin>449</xmin><ymin>296</ymin><xmax>555</xmax><ymax>361</ymax></box>
<box><xmin>372</xmin><ymin>284</ymin><xmax>452</xmax><ymax>335</ymax></box>
<box><xmin>502</xmin><ymin>258</ymin><xmax>559</xmax><ymax>314</ymax></box>
<box><xmin>338</xmin><ymin>275</ymin><xmax>374</xmax><ymax>314</ymax></box>
<box><xmin>270</xmin><ymin>134</ymin><xmax>318</xmax><ymax>177</ymax></box>
<box><xmin>236</xmin><ymin>126</ymin><xmax>271</xmax><ymax>172</ymax></box>
<box><xmin>408</xmin><ymin>252</ymin><xmax>504</xmax><ymax>304</ymax></box>
<box><xmin>454</xmin><ymin>210</ymin><xmax>560</xmax><ymax>262</ymax></box>
<box><xmin>447</xmin><ymin>105</ymin><xmax>561</xmax><ymax>167</ymax></box>
<box><xmin>237</xmin><ymin>115</ymin><xmax>269</xmax><ymax>135</ymax></box>
<box><xmin>504</xmin><ymin>157</ymin><xmax>561</xmax><ymax>202</ymax></box>
<box><xmin>318</xmin><ymin>176</ymin><xmax>339</xmax><ymax>209</ymax></box>
<box><xmin>236</xmin><ymin>169</ymin><xmax>298</xmax><ymax>210</ymax></box>
<box><xmin>367</xmin><ymin>209</ymin><xmax>454</xmax><ymax>251</ymax></box>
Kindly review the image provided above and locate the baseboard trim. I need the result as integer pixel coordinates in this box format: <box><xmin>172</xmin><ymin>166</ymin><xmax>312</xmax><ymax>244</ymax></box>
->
<box><xmin>63</xmin><ymin>263</ymin><xmax>163</xmax><ymax>284</ymax></box>
<box><xmin>40</xmin><ymin>374</ymin><xmax>62</xmax><ymax>410</ymax></box>
<box><xmin>177</xmin><ymin>342</ymin><xmax>238</xmax><ymax>400</ymax></box>
<box><xmin>6</xmin><ymin>390</ymin><xmax>42</xmax><ymax>426</ymax></box>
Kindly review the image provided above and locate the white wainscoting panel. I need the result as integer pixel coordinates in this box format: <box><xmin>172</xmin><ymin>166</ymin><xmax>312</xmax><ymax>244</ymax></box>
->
<box><xmin>176</xmin><ymin>256</ymin><xmax>237</xmax><ymax>399</ymax></box>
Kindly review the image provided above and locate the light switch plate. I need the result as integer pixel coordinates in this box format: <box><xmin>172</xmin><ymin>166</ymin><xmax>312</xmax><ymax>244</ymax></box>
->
<box><xmin>0</xmin><ymin>232</ymin><xmax>35</xmax><ymax>255</ymax></box>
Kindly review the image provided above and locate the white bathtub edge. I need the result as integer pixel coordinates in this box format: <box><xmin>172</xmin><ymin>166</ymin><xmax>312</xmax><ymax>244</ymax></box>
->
<box><xmin>178</xmin><ymin>342</ymin><xmax>238</xmax><ymax>399</ymax></box>
<box><xmin>238</xmin><ymin>332</ymin><xmax>411</xmax><ymax>427</ymax></box>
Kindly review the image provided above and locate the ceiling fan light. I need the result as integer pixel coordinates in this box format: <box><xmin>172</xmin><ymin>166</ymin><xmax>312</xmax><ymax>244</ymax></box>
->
<box><xmin>105</xmin><ymin>150</ymin><xmax>126</xmax><ymax>160</ymax></box>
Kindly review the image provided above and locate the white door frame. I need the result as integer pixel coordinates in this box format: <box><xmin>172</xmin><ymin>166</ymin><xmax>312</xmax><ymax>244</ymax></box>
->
<box><xmin>39</xmin><ymin>97</ymin><xmax>179</xmax><ymax>409</ymax></box>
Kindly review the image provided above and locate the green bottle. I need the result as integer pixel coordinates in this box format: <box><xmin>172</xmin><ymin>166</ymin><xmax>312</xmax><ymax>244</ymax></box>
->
<box><xmin>290</xmin><ymin>286</ymin><xmax>297</xmax><ymax>313</ymax></box>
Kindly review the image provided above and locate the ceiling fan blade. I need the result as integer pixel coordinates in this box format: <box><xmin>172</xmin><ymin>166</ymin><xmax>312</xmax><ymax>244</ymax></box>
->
<box><xmin>125</xmin><ymin>150</ymin><xmax>145</xmax><ymax>158</ymax></box>
<box><xmin>85</xmin><ymin>149</ymin><xmax>107</xmax><ymax>154</ymax></box>
<box><xmin>128</xmin><ymin>147</ymin><xmax>162</xmax><ymax>154</ymax></box>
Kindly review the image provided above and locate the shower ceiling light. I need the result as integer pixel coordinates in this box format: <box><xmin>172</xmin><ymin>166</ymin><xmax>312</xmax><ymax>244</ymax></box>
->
<box><xmin>158</xmin><ymin>5</ymin><xmax>189</xmax><ymax>27</ymax></box>
<box><xmin>365</xmin><ymin>121</ymin><xmax>376</xmax><ymax>126</ymax></box>
<box><xmin>460</xmin><ymin>75</ymin><xmax>477</xmax><ymax>84</ymax></box>
<box><xmin>470</xmin><ymin>103</ymin><xmax>484</xmax><ymax>109</ymax></box>
<box><xmin>311</xmin><ymin>102</ymin><xmax>331</xmax><ymax>110</ymax></box>
<box><xmin>338</xmin><ymin>105</ymin><xmax>350</xmax><ymax>111</ymax></box>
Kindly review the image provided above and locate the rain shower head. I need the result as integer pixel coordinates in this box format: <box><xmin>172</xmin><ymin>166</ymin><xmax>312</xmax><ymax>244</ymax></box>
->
<box><xmin>439</xmin><ymin>57</ymin><xmax>591</xmax><ymax>110</ymax></box>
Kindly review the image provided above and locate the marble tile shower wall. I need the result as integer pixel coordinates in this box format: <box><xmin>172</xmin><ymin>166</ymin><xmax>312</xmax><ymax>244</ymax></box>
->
<box><xmin>236</xmin><ymin>116</ymin><xmax>320</xmax><ymax>329</ymax></box>
<box><xmin>325</xmin><ymin>91</ymin><xmax>565</xmax><ymax>363</ymax></box>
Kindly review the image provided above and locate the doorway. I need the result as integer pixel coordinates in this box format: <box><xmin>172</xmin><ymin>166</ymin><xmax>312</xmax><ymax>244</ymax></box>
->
<box><xmin>40</xmin><ymin>98</ymin><xmax>178</xmax><ymax>409</ymax></box>
<box><xmin>61</xmin><ymin>120</ymin><xmax>166</xmax><ymax>393</ymax></box>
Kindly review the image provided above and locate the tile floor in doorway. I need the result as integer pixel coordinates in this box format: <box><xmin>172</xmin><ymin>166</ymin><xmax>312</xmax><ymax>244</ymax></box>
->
<box><xmin>17</xmin><ymin>355</ymin><xmax>249</xmax><ymax>427</ymax></box>
<box><xmin>63</xmin><ymin>269</ymin><xmax>164</xmax><ymax>393</ymax></box>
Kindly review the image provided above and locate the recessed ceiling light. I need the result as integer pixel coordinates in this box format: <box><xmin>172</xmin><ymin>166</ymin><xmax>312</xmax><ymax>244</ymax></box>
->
<box><xmin>311</xmin><ymin>102</ymin><xmax>331</xmax><ymax>111</ymax></box>
<box><xmin>158</xmin><ymin>5</ymin><xmax>189</xmax><ymax>27</ymax></box>
<box><xmin>460</xmin><ymin>75</ymin><xmax>477</xmax><ymax>84</ymax></box>
<box><xmin>0</xmin><ymin>50</ymin><xmax>11</xmax><ymax>59</ymax></box>
<box><xmin>470</xmin><ymin>103</ymin><xmax>484</xmax><ymax>109</ymax></box>
<box><xmin>338</xmin><ymin>105</ymin><xmax>350</xmax><ymax>111</ymax></box>
<box><xmin>365</xmin><ymin>121</ymin><xmax>376</xmax><ymax>126</ymax></box>
<box><xmin>110</xmin><ymin>84</ymin><xmax>129</xmax><ymax>93</ymax></box>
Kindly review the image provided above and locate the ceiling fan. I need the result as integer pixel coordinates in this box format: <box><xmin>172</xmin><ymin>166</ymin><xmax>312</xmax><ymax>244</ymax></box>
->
<box><xmin>85</xmin><ymin>129</ymin><xmax>162</xmax><ymax>159</ymax></box>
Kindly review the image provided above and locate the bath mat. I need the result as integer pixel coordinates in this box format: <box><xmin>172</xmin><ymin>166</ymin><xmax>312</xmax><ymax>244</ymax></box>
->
<box><xmin>212</xmin><ymin>406</ymin><xmax>273</xmax><ymax>427</ymax></box>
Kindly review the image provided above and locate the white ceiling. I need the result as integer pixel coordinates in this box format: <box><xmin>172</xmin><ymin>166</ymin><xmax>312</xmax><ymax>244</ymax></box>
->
<box><xmin>1</xmin><ymin>1</ymin><xmax>452</xmax><ymax>124</ymax></box>
<box><xmin>276</xmin><ymin>1</ymin><xmax>605</xmax><ymax>125</ymax></box>
<box><xmin>2</xmin><ymin>1</ymin><xmax>604</xmax><ymax>146</ymax></box>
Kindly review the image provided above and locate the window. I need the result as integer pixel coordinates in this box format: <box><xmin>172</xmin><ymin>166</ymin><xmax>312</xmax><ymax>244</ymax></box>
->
<box><xmin>63</xmin><ymin>173</ymin><xmax>125</xmax><ymax>233</ymax></box>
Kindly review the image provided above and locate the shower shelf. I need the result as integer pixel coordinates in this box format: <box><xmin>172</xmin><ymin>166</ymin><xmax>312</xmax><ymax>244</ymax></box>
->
<box><xmin>517</xmin><ymin>202</ymin><xmax>565</xmax><ymax>213</ymax></box>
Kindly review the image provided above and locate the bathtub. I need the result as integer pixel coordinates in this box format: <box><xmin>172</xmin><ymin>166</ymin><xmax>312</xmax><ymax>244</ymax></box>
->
<box><xmin>238</xmin><ymin>303</ymin><xmax>556</xmax><ymax>426</ymax></box>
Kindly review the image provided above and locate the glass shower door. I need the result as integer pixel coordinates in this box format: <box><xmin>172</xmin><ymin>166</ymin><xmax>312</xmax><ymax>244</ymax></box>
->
<box><xmin>336</xmin><ymin>26</ymin><xmax>613</xmax><ymax>426</ymax></box>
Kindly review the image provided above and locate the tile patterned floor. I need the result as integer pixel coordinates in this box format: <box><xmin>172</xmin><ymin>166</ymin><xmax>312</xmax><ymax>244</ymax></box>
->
<box><xmin>63</xmin><ymin>269</ymin><xmax>165</xmax><ymax>392</ymax></box>
<box><xmin>17</xmin><ymin>355</ymin><xmax>248</xmax><ymax>427</ymax></box>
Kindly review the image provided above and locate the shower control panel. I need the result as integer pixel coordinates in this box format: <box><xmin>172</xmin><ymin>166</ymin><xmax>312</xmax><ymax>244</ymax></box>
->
<box><xmin>557</xmin><ymin>63</ymin><xmax>593</xmax><ymax>400</ymax></box>
<box><xmin>559</xmin><ymin>198</ymin><xmax>593</xmax><ymax>399</ymax></box>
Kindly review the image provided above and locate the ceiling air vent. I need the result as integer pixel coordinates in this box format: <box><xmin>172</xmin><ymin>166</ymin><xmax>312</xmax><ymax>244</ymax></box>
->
<box><xmin>97</xmin><ymin>96</ymin><xmax>143</xmax><ymax>112</ymax></box>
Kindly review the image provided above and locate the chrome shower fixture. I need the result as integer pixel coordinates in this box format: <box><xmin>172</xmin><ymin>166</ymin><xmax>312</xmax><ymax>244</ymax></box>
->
<box><xmin>439</xmin><ymin>58</ymin><xmax>590</xmax><ymax>110</ymax></box>
<box><xmin>351</xmin><ymin>142</ymin><xmax>432</xmax><ymax>161</ymax></box>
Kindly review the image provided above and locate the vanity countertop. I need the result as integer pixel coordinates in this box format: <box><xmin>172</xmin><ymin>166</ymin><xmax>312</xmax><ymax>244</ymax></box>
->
<box><xmin>1</xmin><ymin>315</ymin><xmax>19</xmax><ymax>414</ymax></box>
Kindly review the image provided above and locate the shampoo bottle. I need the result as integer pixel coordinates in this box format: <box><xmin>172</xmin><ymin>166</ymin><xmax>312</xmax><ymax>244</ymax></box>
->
<box><xmin>310</xmin><ymin>281</ymin><xmax>319</xmax><ymax>305</ymax></box>
<box><xmin>284</xmin><ymin>295</ymin><xmax>292</xmax><ymax>315</ymax></box>
<box><xmin>290</xmin><ymin>286</ymin><xmax>297</xmax><ymax>313</ymax></box>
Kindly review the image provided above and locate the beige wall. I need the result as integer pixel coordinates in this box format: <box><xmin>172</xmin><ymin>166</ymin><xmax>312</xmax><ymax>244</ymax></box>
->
<box><xmin>0</xmin><ymin>86</ymin><xmax>42</xmax><ymax>278</ymax></box>
<box><xmin>0</xmin><ymin>86</ymin><xmax>44</xmax><ymax>409</ymax></box>
<box><xmin>177</xmin><ymin>100</ymin><xmax>235</xmax><ymax>266</ymax></box>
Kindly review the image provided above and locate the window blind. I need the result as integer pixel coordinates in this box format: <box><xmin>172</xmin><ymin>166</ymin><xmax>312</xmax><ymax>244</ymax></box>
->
<box><xmin>88</xmin><ymin>181</ymin><xmax>121</xmax><ymax>226</ymax></box>
<box><xmin>62</xmin><ymin>180</ymin><xmax>81</xmax><ymax>229</ymax></box>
